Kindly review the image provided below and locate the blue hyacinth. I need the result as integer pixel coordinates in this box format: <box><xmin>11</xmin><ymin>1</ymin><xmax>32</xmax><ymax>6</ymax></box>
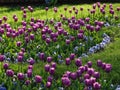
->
<box><xmin>0</xmin><ymin>87</ymin><xmax>7</xmax><ymax>90</ymax></box>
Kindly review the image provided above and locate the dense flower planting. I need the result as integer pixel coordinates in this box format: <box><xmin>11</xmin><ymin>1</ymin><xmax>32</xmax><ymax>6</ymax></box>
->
<box><xmin>0</xmin><ymin>2</ymin><xmax>119</xmax><ymax>90</ymax></box>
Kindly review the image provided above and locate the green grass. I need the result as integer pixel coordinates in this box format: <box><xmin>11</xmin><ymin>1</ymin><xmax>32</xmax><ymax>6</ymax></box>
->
<box><xmin>0</xmin><ymin>2</ymin><xmax>120</xmax><ymax>89</ymax></box>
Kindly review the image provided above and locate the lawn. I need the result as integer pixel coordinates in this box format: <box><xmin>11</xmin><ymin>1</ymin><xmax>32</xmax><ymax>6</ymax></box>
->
<box><xmin>0</xmin><ymin>2</ymin><xmax>120</xmax><ymax>90</ymax></box>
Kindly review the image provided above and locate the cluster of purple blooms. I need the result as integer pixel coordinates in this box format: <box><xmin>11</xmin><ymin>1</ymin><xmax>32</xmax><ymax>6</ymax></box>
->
<box><xmin>61</xmin><ymin>59</ymin><xmax>112</xmax><ymax>90</ymax></box>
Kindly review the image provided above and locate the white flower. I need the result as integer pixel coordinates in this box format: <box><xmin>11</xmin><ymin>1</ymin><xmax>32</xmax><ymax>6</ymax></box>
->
<box><xmin>56</xmin><ymin>45</ymin><xmax>60</xmax><ymax>48</ymax></box>
<box><xmin>58</xmin><ymin>87</ymin><xmax>64</xmax><ymax>90</ymax></box>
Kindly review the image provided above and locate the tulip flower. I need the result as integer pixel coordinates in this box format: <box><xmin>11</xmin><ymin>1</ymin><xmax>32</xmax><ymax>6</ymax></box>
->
<box><xmin>75</xmin><ymin>58</ymin><xmax>82</xmax><ymax>67</ymax></box>
<box><xmin>49</xmin><ymin>67</ymin><xmax>55</xmax><ymax>75</ymax></box>
<box><xmin>65</xmin><ymin>58</ymin><xmax>71</xmax><ymax>65</ymax></box>
<box><xmin>93</xmin><ymin>82</ymin><xmax>101</xmax><ymax>90</ymax></box>
<box><xmin>35</xmin><ymin>75</ymin><xmax>42</xmax><ymax>83</ymax></box>
<box><xmin>44</xmin><ymin>64</ymin><xmax>50</xmax><ymax>72</ymax></box>
<box><xmin>46</xmin><ymin>81</ymin><xmax>51</xmax><ymax>88</ymax></box>
<box><xmin>25</xmin><ymin>80</ymin><xmax>31</xmax><ymax>86</ymax></box>
<box><xmin>62</xmin><ymin>77</ymin><xmax>71</xmax><ymax>87</ymax></box>
<box><xmin>17</xmin><ymin>73</ymin><xmax>24</xmax><ymax>80</ymax></box>
<box><xmin>6</xmin><ymin>69</ymin><xmax>14</xmax><ymax>77</ymax></box>
<box><xmin>3</xmin><ymin>63</ymin><xmax>9</xmax><ymax>70</ymax></box>
<box><xmin>70</xmin><ymin>72</ymin><xmax>77</xmax><ymax>80</ymax></box>
<box><xmin>0</xmin><ymin>55</ymin><xmax>5</xmax><ymax>62</ymax></box>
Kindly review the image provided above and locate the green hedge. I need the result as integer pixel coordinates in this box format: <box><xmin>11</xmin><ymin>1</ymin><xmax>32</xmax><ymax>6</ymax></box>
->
<box><xmin>58</xmin><ymin>0</ymin><xmax>120</xmax><ymax>3</ymax></box>
<box><xmin>0</xmin><ymin>0</ymin><xmax>120</xmax><ymax>3</ymax></box>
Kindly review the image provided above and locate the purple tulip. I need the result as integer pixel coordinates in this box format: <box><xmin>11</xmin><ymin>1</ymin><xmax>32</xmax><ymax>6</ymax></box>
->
<box><xmin>90</xmin><ymin>77</ymin><xmax>96</xmax><ymax>84</ymax></box>
<box><xmin>3</xmin><ymin>16</ymin><xmax>7</xmax><ymax>21</ymax></box>
<box><xmin>18</xmin><ymin>51</ymin><xmax>24</xmax><ymax>56</ymax></box>
<box><xmin>6</xmin><ymin>32</ymin><xmax>11</xmax><ymax>37</ymax></box>
<box><xmin>102</xmin><ymin>63</ymin><xmax>106</xmax><ymax>69</ymax></box>
<box><xmin>72</xmin><ymin>6</ymin><xmax>76</xmax><ymax>11</ymax></box>
<box><xmin>86</xmin><ymin>24</ymin><xmax>91</xmax><ymax>30</ymax></box>
<box><xmin>0</xmin><ymin>19</ymin><xmax>2</xmax><ymax>24</ymax></box>
<box><xmin>64</xmin><ymin>7</ymin><xmax>67</xmax><ymax>11</ymax></box>
<box><xmin>46</xmin><ymin>38</ymin><xmax>51</xmax><ymax>44</ymax></box>
<box><xmin>70</xmin><ymin>72</ymin><xmax>77</xmax><ymax>80</ymax></box>
<box><xmin>70</xmin><ymin>53</ymin><xmax>75</xmax><ymax>60</ymax></box>
<box><xmin>84</xmin><ymin>73</ymin><xmax>90</xmax><ymax>79</ymax></box>
<box><xmin>39</xmin><ymin>53</ymin><xmax>45</xmax><ymax>60</ymax></box>
<box><xmin>97</xmin><ymin>2</ymin><xmax>101</xmax><ymax>8</ymax></box>
<box><xmin>0</xmin><ymin>55</ymin><xmax>5</xmax><ymax>62</ymax></box>
<box><xmin>50</xmin><ymin>19</ymin><xmax>54</xmax><ymax>24</ymax></box>
<box><xmin>90</xmin><ymin>26</ymin><xmax>94</xmax><ymax>32</ymax></box>
<box><xmin>87</xmin><ymin>61</ymin><xmax>92</xmax><ymax>68</ymax></box>
<box><xmin>31</xmin><ymin>17</ymin><xmax>34</xmax><ymax>22</ymax></box>
<box><xmin>90</xmin><ymin>10</ymin><xmax>96</xmax><ymax>14</ymax></box>
<box><xmin>3</xmin><ymin>63</ymin><xmax>9</xmax><ymax>70</ymax></box>
<box><xmin>45</xmin><ymin>7</ymin><xmax>49</xmax><ymax>11</ymax></box>
<box><xmin>77</xmin><ymin>33</ymin><xmax>83</xmax><ymax>39</ymax></box>
<box><xmin>35</xmin><ymin>75</ymin><xmax>42</xmax><ymax>83</ymax></box>
<box><xmin>93</xmin><ymin>72</ymin><xmax>100</xmax><ymax>79</ymax></box>
<box><xmin>105</xmin><ymin>64</ymin><xmax>112</xmax><ymax>73</ymax></box>
<box><xmin>66</xmin><ymin>39</ymin><xmax>71</xmax><ymax>45</ymax></box>
<box><xmin>47</xmin><ymin>57</ymin><xmax>52</xmax><ymax>63</ymax></box>
<box><xmin>95</xmin><ymin>25</ymin><xmax>101</xmax><ymax>32</ymax></box>
<box><xmin>65</xmin><ymin>71</ymin><xmax>71</xmax><ymax>78</ymax></box>
<box><xmin>30</xmin><ymin>34</ymin><xmax>34</xmax><ymax>40</ymax></box>
<box><xmin>44</xmin><ymin>64</ymin><xmax>50</xmax><ymax>72</ymax></box>
<box><xmin>14</xmin><ymin>17</ymin><xmax>18</xmax><ymax>22</ymax></box>
<box><xmin>62</xmin><ymin>77</ymin><xmax>71</xmax><ymax>87</ymax></box>
<box><xmin>84</xmin><ymin>65</ymin><xmax>88</xmax><ymax>71</ymax></box>
<box><xmin>115</xmin><ymin>16</ymin><xmax>119</xmax><ymax>20</ymax></box>
<box><xmin>28</xmin><ymin>65</ymin><xmax>33</xmax><ymax>70</ymax></box>
<box><xmin>25</xmin><ymin>80</ymin><xmax>31</xmax><ymax>85</ymax></box>
<box><xmin>52</xmin><ymin>37</ymin><xmax>57</xmax><ymax>42</ymax></box>
<box><xmin>109</xmin><ymin>10</ymin><xmax>114</xmax><ymax>15</ymax></box>
<box><xmin>75</xmin><ymin>10</ymin><xmax>78</xmax><ymax>14</ymax></box>
<box><xmin>93</xmin><ymin>82</ymin><xmax>101</xmax><ymax>90</ymax></box>
<box><xmin>85</xmin><ymin>79</ymin><xmax>92</xmax><ymax>86</ymax></box>
<box><xmin>69</xmin><ymin>9</ymin><xmax>72</xmax><ymax>13</ymax></box>
<box><xmin>47</xmin><ymin>76</ymin><xmax>53</xmax><ymax>82</ymax></box>
<box><xmin>75</xmin><ymin>58</ymin><xmax>82</xmax><ymax>67</ymax></box>
<box><xmin>85</xmin><ymin>17</ymin><xmax>90</xmax><ymax>22</ymax></box>
<box><xmin>87</xmin><ymin>68</ymin><xmax>94</xmax><ymax>76</ymax></box>
<box><xmin>78</xmin><ymin>66</ymin><xmax>85</xmax><ymax>73</ymax></box>
<box><xmin>93</xmin><ymin>4</ymin><xmax>96</xmax><ymax>9</ymax></box>
<box><xmin>21</xmin><ymin>48</ymin><xmax>25</xmax><ymax>53</ymax></box>
<box><xmin>17</xmin><ymin>55</ymin><xmax>23</xmax><ymax>62</ymax></box>
<box><xmin>28</xmin><ymin>58</ymin><xmax>35</xmax><ymax>65</ymax></box>
<box><xmin>80</xmin><ymin>7</ymin><xmax>83</xmax><ymax>11</ymax></box>
<box><xmin>54</xmin><ymin>7</ymin><xmax>57</xmax><ymax>13</ymax></box>
<box><xmin>49</xmin><ymin>67</ymin><xmax>55</xmax><ymax>75</ymax></box>
<box><xmin>76</xmin><ymin>70</ymin><xmax>82</xmax><ymax>77</ymax></box>
<box><xmin>51</xmin><ymin>62</ymin><xmax>56</xmax><ymax>69</ymax></box>
<box><xmin>6</xmin><ymin>69</ymin><xmax>14</xmax><ymax>77</ymax></box>
<box><xmin>16</xmin><ymin>41</ymin><xmax>21</xmax><ymax>47</ymax></box>
<box><xmin>23</xmin><ymin>13</ymin><xmax>27</xmax><ymax>18</ymax></box>
<box><xmin>66</xmin><ymin>58</ymin><xmax>71</xmax><ymax>65</ymax></box>
<box><xmin>97</xmin><ymin>60</ymin><xmax>102</xmax><ymax>67</ymax></box>
<box><xmin>17</xmin><ymin>73</ymin><xmax>24</xmax><ymax>80</ymax></box>
<box><xmin>46</xmin><ymin>81</ymin><xmax>51</xmax><ymax>88</ymax></box>
<box><xmin>27</xmin><ymin>69</ymin><xmax>32</xmax><ymax>78</ymax></box>
<box><xmin>117</xmin><ymin>7</ymin><xmax>120</xmax><ymax>11</ymax></box>
<box><xmin>21</xmin><ymin>6</ymin><xmax>24</xmax><ymax>10</ymax></box>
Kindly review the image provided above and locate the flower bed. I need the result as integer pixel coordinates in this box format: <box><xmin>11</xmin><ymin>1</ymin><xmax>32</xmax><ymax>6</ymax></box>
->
<box><xmin>0</xmin><ymin>2</ymin><xmax>120</xmax><ymax>90</ymax></box>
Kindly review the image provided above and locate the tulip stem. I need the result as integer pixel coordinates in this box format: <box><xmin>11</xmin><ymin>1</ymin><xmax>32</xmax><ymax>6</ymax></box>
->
<box><xmin>1</xmin><ymin>62</ymin><xmax>3</xmax><ymax>73</ymax></box>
